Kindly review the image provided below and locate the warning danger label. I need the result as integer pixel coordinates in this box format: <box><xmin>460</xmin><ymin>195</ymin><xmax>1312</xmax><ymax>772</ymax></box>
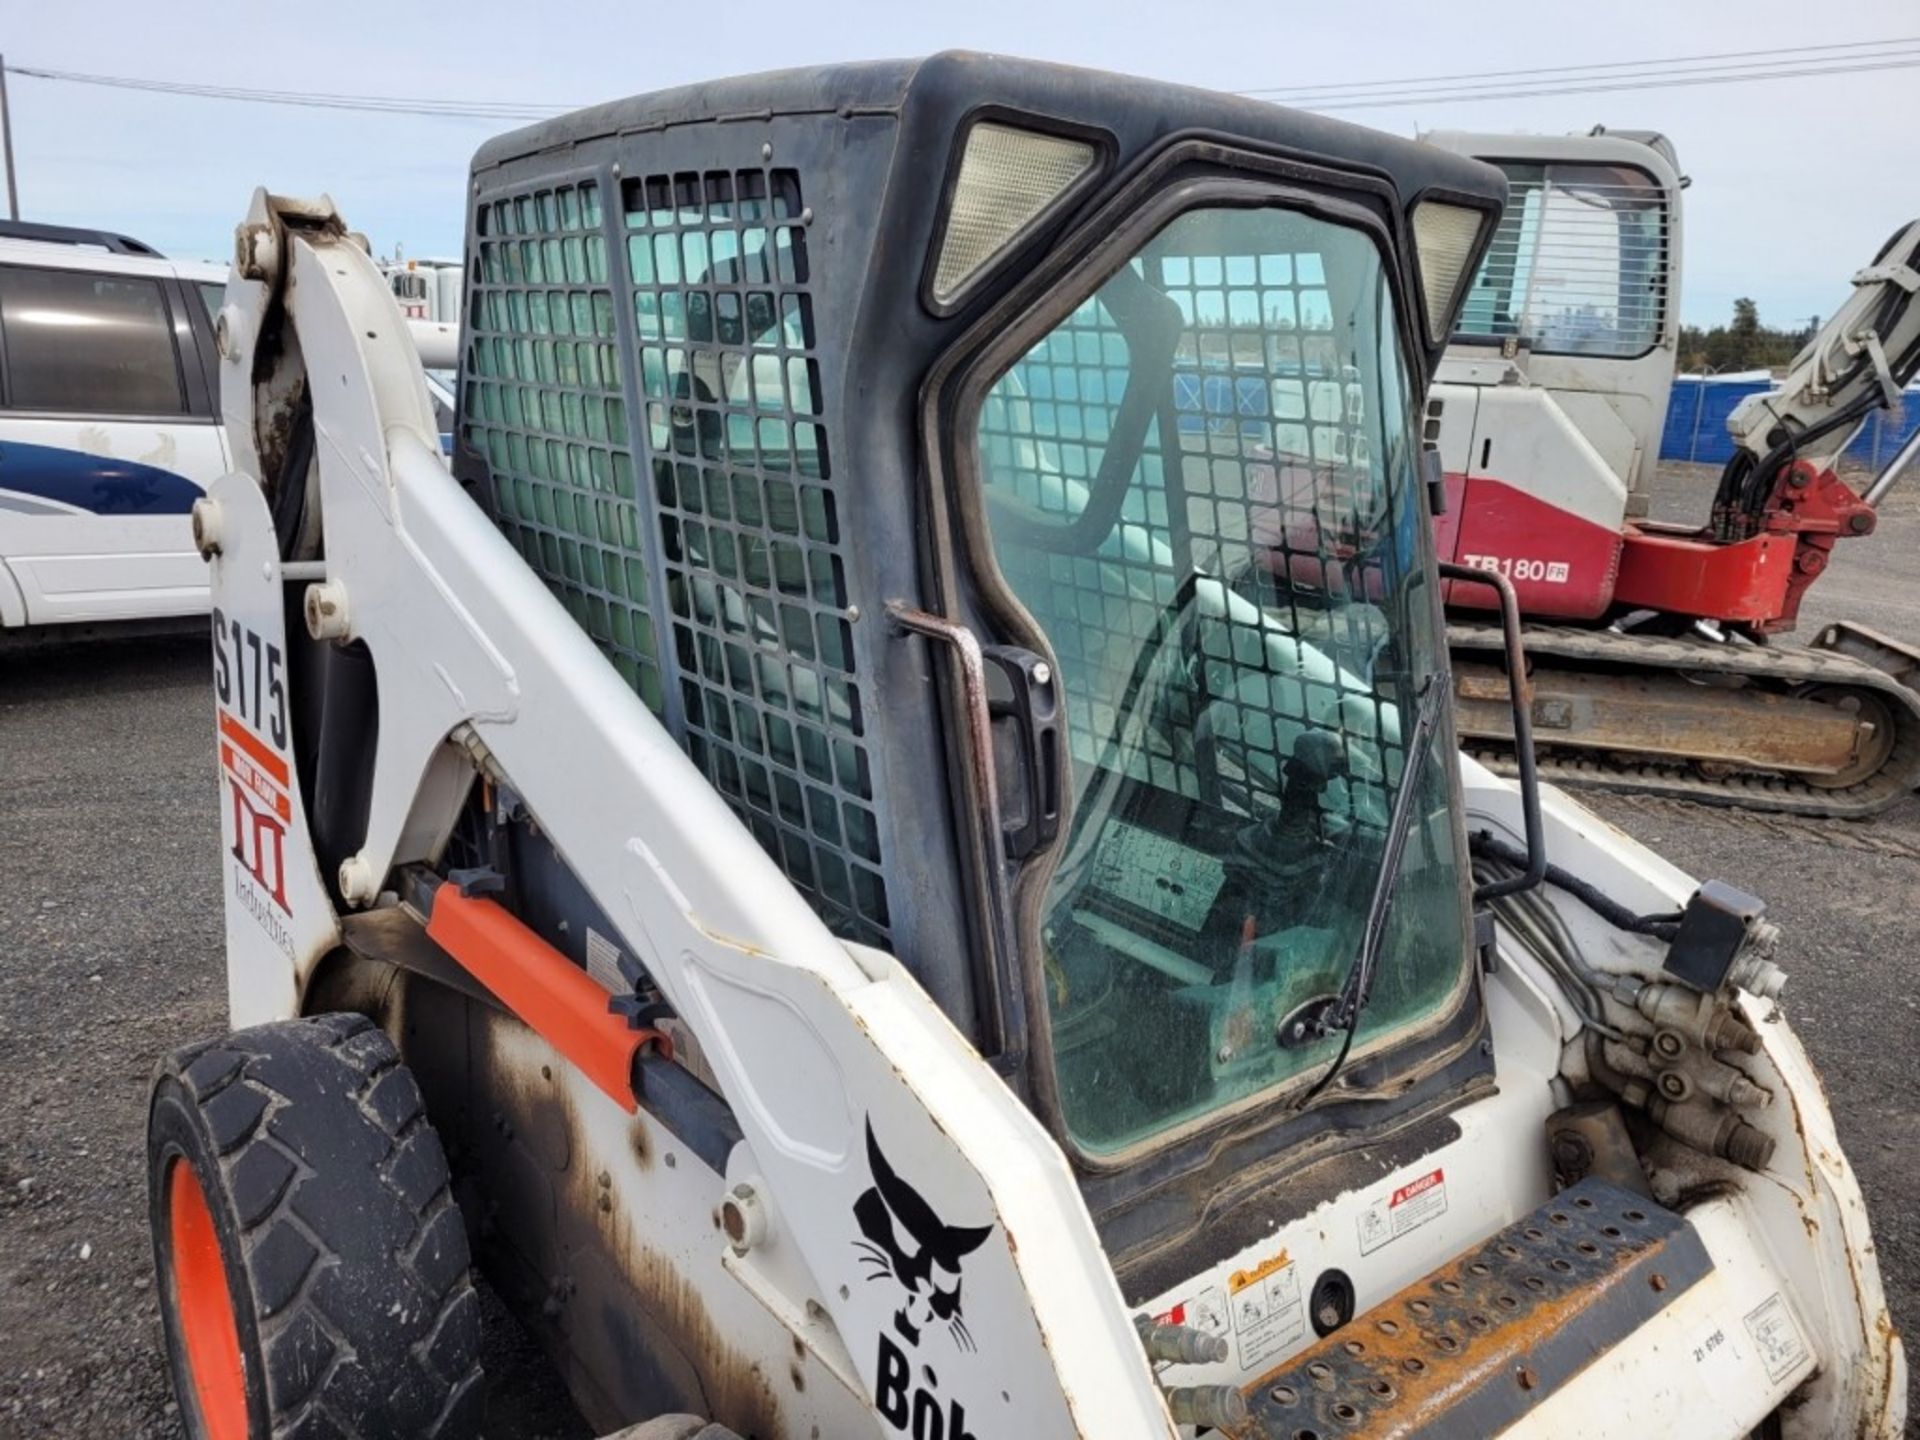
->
<box><xmin>1357</xmin><ymin>1168</ymin><xmax>1448</xmax><ymax>1256</ymax></box>
<box><xmin>1226</xmin><ymin>1249</ymin><xmax>1305</xmax><ymax>1372</ymax></box>
<box><xmin>1155</xmin><ymin>1247</ymin><xmax>1307</xmax><ymax>1374</ymax></box>
<box><xmin>1157</xmin><ymin>1286</ymin><xmax>1230</xmax><ymax>1343</ymax></box>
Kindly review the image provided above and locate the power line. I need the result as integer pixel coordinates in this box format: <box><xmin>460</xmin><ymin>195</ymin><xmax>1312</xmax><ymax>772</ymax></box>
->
<box><xmin>4</xmin><ymin>64</ymin><xmax>578</xmax><ymax>121</ymax></box>
<box><xmin>1262</xmin><ymin>46</ymin><xmax>1920</xmax><ymax>106</ymax></box>
<box><xmin>1235</xmin><ymin>35</ymin><xmax>1920</xmax><ymax>97</ymax></box>
<box><xmin>5</xmin><ymin>37</ymin><xmax>1916</xmax><ymax>126</ymax></box>
<box><xmin>1253</xmin><ymin>53</ymin><xmax>1920</xmax><ymax>111</ymax></box>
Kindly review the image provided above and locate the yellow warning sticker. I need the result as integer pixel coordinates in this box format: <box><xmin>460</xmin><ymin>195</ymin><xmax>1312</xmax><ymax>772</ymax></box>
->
<box><xmin>1227</xmin><ymin>1249</ymin><xmax>1304</xmax><ymax>1371</ymax></box>
<box><xmin>1228</xmin><ymin>1249</ymin><xmax>1292</xmax><ymax>1295</ymax></box>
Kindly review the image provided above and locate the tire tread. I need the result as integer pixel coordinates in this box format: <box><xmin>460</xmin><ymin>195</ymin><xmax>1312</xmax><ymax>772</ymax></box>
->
<box><xmin>156</xmin><ymin>1015</ymin><xmax>480</xmax><ymax>1439</ymax></box>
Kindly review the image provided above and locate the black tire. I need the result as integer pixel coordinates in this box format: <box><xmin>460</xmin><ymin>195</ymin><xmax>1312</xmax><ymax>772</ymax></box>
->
<box><xmin>148</xmin><ymin>1012</ymin><xmax>483</xmax><ymax>1439</ymax></box>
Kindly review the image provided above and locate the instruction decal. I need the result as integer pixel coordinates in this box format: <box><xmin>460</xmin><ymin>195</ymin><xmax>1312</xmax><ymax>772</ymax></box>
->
<box><xmin>1226</xmin><ymin>1249</ymin><xmax>1305</xmax><ymax>1372</ymax></box>
<box><xmin>1357</xmin><ymin>1167</ymin><xmax>1448</xmax><ymax>1256</ymax></box>
<box><xmin>213</xmin><ymin>608</ymin><xmax>294</xmax><ymax>956</ymax></box>
<box><xmin>1743</xmin><ymin>1293</ymin><xmax>1809</xmax><ymax>1384</ymax></box>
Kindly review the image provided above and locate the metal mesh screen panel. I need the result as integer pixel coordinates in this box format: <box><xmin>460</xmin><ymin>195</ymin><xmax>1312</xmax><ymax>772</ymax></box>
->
<box><xmin>984</xmin><ymin>249</ymin><xmax>1397</xmax><ymax>826</ymax></box>
<box><xmin>1454</xmin><ymin>163</ymin><xmax>1669</xmax><ymax>359</ymax></box>
<box><xmin>975</xmin><ymin>207</ymin><xmax>1460</xmax><ymax>1153</ymax></box>
<box><xmin>463</xmin><ymin>166</ymin><xmax>889</xmax><ymax>947</ymax></box>
<box><xmin>462</xmin><ymin>180</ymin><xmax>666</xmax><ymax>714</ymax></box>
<box><xmin>623</xmin><ymin>168</ymin><xmax>889</xmax><ymax>946</ymax></box>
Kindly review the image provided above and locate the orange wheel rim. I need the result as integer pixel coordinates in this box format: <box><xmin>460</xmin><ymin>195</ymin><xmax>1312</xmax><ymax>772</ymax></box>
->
<box><xmin>167</xmin><ymin>1157</ymin><xmax>249</xmax><ymax>1440</ymax></box>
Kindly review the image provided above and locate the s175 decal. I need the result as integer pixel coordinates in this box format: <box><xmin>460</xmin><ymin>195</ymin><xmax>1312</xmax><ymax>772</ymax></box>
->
<box><xmin>213</xmin><ymin>608</ymin><xmax>294</xmax><ymax>953</ymax></box>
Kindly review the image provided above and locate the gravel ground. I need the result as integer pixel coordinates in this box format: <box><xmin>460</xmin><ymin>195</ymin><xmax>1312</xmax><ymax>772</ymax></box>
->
<box><xmin>0</xmin><ymin>466</ymin><xmax>1914</xmax><ymax>1436</ymax></box>
<box><xmin>0</xmin><ymin>636</ymin><xmax>585</xmax><ymax>1439</ymax></box>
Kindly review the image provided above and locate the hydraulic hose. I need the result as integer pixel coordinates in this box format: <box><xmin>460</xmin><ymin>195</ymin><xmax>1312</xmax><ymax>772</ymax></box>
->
<box><xmin>1472</xmin><ymin>853</ymin><xmax>1628</xmax><ymax>1039</ymax></box>
<box><xmin>1470</xmin><ymin>831</ymin><xmax>1681</xmax><ymax>940</ymax></box>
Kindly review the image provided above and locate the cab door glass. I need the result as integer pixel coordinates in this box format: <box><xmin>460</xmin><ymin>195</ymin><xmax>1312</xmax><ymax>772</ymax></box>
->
<box><xmin>973</xmin><ymin>204</ymin><xmax>1468</xmax><ymax>1154</ymax></box>
<box><xmin>0</xmin><ymin>266</ymin><xmax>187</xmax><ymax>416</ymax></box>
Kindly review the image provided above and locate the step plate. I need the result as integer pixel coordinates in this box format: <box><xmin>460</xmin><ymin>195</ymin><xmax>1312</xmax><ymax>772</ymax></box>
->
<box><xmin>1241</xmin><ymin>1178</ymin><xmax>1712</xmax><ymax>1438</ymax></box>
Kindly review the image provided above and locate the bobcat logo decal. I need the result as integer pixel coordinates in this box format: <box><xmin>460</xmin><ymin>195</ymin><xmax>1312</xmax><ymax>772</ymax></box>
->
<box><xmin>852</xmin><ymin>1119</ymin><xmax>993</xmax><ymax>1352</ymax></box>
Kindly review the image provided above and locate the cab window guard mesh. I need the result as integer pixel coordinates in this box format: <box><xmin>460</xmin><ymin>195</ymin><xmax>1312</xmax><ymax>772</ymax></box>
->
<box><xmin>984</xmin><ymin>249</ymin><xmax>1401</xmax><ymax>820</ymax></box>
<box><xmin>461</xmin><ymin>167</ymin><xmax>890</xmax><ymax>948</ymax></box>
<box><xmin>463</xmin><ymin>181</ymin><xmax>662</xmax><ymax>708</ymax></box>
<box><xmin>971</xmin><ymin>205</ymin><xmax>1466</xmax><ymax>1152</ymax></box>
<box><xmin>624</xmin><ymin>168</ymin><xmax>888</xmax><ymax>946</ymax></box>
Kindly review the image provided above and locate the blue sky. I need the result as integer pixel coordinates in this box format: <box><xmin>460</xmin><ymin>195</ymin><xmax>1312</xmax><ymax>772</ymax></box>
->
<box><xmin>4</xmin><ymin>0</ymin><xmax>1913</xmax><ymax>328</ymax></box>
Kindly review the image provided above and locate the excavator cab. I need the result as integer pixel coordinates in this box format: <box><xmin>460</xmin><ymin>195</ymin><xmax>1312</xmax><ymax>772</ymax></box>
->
<box><xmin>161</xmin><ymin>54</ymin><xmax>1903</xmax><ymax>1440</ymax></box>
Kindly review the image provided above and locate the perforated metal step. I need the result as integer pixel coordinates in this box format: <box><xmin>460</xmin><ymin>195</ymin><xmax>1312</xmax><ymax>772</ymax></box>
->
<box><xmin>1240</xmin><ymin>1178</ymin><xmax>1712</xmax><ymax>1438</ymax></box>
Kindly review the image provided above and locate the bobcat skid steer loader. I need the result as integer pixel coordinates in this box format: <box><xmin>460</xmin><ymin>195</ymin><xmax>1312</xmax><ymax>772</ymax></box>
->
<box><xmin>149</xmin><ymin>53</ymin><xmax>1903</xmax><ymax>1440</ymax></box>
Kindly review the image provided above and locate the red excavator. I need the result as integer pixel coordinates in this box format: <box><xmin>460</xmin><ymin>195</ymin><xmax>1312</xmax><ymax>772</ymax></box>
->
<box><xmin>1424</xmin><ymin>126</ymin><xmax>1920</xmax><ymax>816</ymax></box>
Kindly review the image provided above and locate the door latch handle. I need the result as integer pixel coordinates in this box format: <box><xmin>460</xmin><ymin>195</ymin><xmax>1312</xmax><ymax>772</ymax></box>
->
<box><xmin>982</xmin><ymin>645</ymin><xmax>1063</xmax><ymax>860</ymax></box>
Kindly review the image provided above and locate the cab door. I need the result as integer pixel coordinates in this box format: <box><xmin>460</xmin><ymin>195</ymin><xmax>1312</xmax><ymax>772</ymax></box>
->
<box><xmin>0</xmin><ymin>263</ymin><xmax>222</xmax><ymax>625</ymax></box>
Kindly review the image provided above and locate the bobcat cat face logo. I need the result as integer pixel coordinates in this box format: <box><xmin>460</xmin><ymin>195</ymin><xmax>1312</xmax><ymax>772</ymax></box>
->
<box><xmin>853</xmin><ymin>1120</ymin><xmax>993</xmax><ymax>1352</ymax></box>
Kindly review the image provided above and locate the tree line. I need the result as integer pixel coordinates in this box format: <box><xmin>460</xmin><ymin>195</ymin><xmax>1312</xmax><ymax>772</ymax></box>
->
<box><xmin>1678</xmin><ymin>298</ymin><xmax>1818</xmax><ymax>374</ymax></box>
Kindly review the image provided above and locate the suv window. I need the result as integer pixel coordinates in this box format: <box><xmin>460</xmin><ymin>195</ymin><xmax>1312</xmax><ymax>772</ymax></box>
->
<box><xmin>0</xmin><ymin>265</ymin><xmax>187</xmax><ymax>415</ymax></box>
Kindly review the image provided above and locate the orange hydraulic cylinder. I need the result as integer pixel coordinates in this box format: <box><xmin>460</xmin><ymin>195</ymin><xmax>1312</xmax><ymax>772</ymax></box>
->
<box><xmin>425</xmin><ymin>886</ymin><xmax>640</xmax><ymax>1112</ymax></box>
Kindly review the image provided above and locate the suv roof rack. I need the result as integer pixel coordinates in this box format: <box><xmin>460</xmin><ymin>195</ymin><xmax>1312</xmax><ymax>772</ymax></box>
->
<box><xmin>0</xmin><ymin>220</ymin><xmax>165</xmax><ymax>257</ymax></box>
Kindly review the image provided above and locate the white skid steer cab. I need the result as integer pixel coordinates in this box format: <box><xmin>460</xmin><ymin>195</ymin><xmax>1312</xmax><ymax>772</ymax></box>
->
<box><xmin>149</xmin><ymin>53</ymin><xmax>1905</xmax><ymax>1440</ymax></box>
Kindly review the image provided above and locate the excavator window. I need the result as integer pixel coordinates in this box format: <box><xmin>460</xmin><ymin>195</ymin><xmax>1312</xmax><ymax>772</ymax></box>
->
<box><xmin>972</xmin><ymin>202</ymin><xmax>1470</xmax><ymax>1153</ymax></box>
<box><xmin>1454</xmin><ymin>162</ymin><xmax>1667</xmax><ymax>360</ymax></box>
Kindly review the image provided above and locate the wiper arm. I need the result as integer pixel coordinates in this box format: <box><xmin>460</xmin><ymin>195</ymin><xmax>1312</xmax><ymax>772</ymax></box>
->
<box><xmin>1290</xmin><ymin>673</ymin><xmax>1447</xmax><ymax>1108</ymax></box>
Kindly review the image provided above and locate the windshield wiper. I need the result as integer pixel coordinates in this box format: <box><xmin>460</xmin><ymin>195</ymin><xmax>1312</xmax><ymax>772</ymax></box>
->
<box><xmin>1288</xmin><ymin>673</ymin><xmax>1448</xmax><ymax>1108</ymax></box>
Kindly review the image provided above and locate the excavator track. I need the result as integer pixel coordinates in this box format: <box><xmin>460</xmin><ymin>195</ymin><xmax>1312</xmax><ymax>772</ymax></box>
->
<box><xmin>1448</xmin><ymin>622</ymin><xmax>1920</xmax><ymax>819</ymax></box>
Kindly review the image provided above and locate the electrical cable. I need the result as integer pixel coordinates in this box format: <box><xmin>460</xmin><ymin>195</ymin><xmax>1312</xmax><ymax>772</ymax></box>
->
<box><xmin>6</xmin><ymin>39</ymin><xmax>1918</xmax><ymax>124</ymax></box>
<box><xmin>1234</xmin><ymin>36</ymin><xmax>1920</xmax><ymax>98</ymax></box>
<box><xmin>3</xmin><ymin>64</ymin><xmax>579</xmax><ymax>121</ymax></box>
<box><xmin>1254</xmin><ymin>49</ymin><xmax>1920</xmax><ymax>109</ymax></box>
<box><xmin>1245</xmin><ymin>52</ymin><xmax>1920</xmax><ymax>111</ymax></box>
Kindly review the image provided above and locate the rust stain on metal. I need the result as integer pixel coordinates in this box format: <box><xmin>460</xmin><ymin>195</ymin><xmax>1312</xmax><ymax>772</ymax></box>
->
<box><xmin>1452</xmin><ymin>659</ymin><xmax>1871</xmax><ymax>775</ymax></box>
<box><xmin>471</xmin><ymin>995</ymin><xmax>789</xmax><ymax>1439</ymax></box>
<box><xmin>631</xmin><ymin>1116</ymin><xmax>653</xmax><ymax>1170</ymax></box>
<box><xmin>1240</xmin><ymin>1180</ymin><xmax>1710</xmax><ymax>1438</ymax></box>
<box><xmin>622</xmin><ymin>1244</ymin><xmax>788</xmax><ymax>1440</ymax></box>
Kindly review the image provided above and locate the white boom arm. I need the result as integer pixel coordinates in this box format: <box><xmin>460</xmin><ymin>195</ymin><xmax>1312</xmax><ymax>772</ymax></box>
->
<box><xmin>1725</xmin><ymin>218</ymin><xmax>1920</xmax><ymax>475</ymax></box>
<box><xmin>209</xmin><ymin>188</ymin><xmax>1178</xmax><ymax>1439</ymax></box>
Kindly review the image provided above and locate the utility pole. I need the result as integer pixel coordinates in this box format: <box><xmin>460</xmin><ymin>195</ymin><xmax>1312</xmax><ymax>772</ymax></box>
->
<box><xmin>0</xmin><ymin>56</ymin><xmax>18</xmax><ymax>220</ymax></box>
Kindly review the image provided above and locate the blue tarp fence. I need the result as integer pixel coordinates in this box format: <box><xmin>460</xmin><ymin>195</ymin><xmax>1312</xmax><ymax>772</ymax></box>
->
<box><xmin>1661</xmin><ymin>372</ymin><xmax>1920</xmax><ymax>469</ymax></box>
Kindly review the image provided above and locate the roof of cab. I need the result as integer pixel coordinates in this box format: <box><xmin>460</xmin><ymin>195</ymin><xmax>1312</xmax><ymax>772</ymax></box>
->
<box><xmin>472</xmin><ymin>50</ymin><xmax>1504</xmax><ymax>209</ymax></box>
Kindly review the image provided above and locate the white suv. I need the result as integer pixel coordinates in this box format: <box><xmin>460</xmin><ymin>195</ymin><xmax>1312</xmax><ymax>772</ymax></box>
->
<box><xmin>0</xmin><ymin>221</ymin><xmax>229</xmax><ymax>631</ymax></box>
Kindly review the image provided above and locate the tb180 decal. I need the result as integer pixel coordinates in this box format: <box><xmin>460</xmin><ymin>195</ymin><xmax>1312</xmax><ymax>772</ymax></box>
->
<box><xmin>1461</xmin><ymin>552</ymin><xmax>1571</xmax><ymax>585</ymax></box>
<box><xmin>212</xmin><ymin>608</ymin><xmax>294</xmax><ymax>955</ymax></box>
<box><xmin>853</xmin><ymin>1120</ymin><xmax>994</xmax><ymax>1439</ymax></box>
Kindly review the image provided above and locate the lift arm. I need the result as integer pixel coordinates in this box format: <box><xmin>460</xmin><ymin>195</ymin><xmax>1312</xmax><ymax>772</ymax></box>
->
<box><xmin>205</xmin><ymin>188</ymin><xmax>1179</xmax><ymax>1440</ymax></box>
